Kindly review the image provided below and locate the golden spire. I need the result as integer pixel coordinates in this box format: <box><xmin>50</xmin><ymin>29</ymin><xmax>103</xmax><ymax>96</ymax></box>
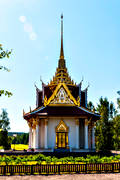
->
<box><xmin>58</xmin><ymin>14</ymin><xmax>66</xmax><ymax>69</ymax></box>
<box><xmin>48</xmin><ymin>14</ymin><xmax>75</xmax><ymax>86</ymax></box>
<box><xmin>60</xmin><ymin>14</ymin><xmax>64</xmax><ymax>59</ymax></box>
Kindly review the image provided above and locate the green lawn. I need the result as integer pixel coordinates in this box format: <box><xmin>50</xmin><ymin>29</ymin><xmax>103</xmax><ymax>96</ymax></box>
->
<box><xmin>11</xmin><ymin>144</ymin><xmax>28</xmax><ymax>150</ymax></box>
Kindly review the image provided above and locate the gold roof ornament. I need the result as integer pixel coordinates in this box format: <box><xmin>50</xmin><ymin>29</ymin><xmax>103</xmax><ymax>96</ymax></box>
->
<box><xmin>44</xmin><ymin>96</ymin><xmax>48</xmax><ymax>107</ymax></box>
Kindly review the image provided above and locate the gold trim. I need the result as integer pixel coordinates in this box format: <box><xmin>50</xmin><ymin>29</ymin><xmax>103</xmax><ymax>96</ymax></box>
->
<box><xmin>44</xmin><ymin>96</ymin><xmax>48</xmax><ymax>107</ymax></box>
<box><xmin>85</xmin><ymin>119</ymin><xmax>88</xmax><ymax>126</ymax></box>
<box><xmin>75</xmin><ymin>119</ymin><xmax>79</xmax><ymax>125</ymax></box>
<box><xmin>56</xmin><ymin>120</ymin><xmax>69</xmax><ymax>132</ymax></box>
<box><xmin>44</xmin><ymin>82</ymin><xmax>80</xmax><ymax>106</ymax></box>
<box><xmin>44</xmin><ymin>119</ymin><xmax>48</xmax><ymax>126</ymax></box>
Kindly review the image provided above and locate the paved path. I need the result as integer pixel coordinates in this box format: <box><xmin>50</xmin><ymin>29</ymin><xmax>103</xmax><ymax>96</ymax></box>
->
<box><xmin>0</xmin><ymin>174</ymin><xmax>119</xmax><ymax>180</ymax></box>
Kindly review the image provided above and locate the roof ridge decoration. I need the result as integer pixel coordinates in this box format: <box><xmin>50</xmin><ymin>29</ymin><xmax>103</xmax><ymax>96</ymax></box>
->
<box><xmin>44</xmin><ymin>82</ymin><xmax>80</xmax><ymax>106</ymax></box>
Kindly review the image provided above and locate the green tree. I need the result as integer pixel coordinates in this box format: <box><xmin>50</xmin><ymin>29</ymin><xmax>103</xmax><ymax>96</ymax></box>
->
<box><xmin>87</xmin><ymin>101</ymin><xmax>95</xmax><ymax>111</ymax></box>
<box><xmin>0</xmin><ymin>44</ymin><xmax>12</xmax><ymax>97</ymax></box>
<box><xmin>112</xmin><ymin>115</ymin><xmax>120</xmax><ymax>150</ymax></box>
<box><xmin>0</xmin><ymin>109</ymin><xmax>11</xmax><ymax>149</ymax></box>
<box><xmin>112</xmin><ymin>91</ymin><xmax>120</xmax><ymax>150</ymax></box>
<box><xmin>95</xmin><ymin>97</ymin><xmax>114</xmax><ymax>151</ymax></box>
<box><xmin>117</xmin><ymin>91</ymin><xmax>120</xmax><ymax>109</ymax></box>
<box><xmin>12</xmin><ymin>133</ymin><xmax>29</xmax><ymax>145</ymax></box>
<box><xmin>0</xmin><ymin>109</ymin><xmax>10</xmax><ymax>131</ymax></box>
<box><xmin>0</xmin><ymin>130</ymin><xmax>11</xmax><ymax>150</ymax></box>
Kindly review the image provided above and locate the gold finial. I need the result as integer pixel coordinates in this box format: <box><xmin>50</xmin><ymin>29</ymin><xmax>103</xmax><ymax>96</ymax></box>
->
<box><xmin>60</xmin><ymin>14</ymin><xmax>64</xmax><ymax>59</ymax></box>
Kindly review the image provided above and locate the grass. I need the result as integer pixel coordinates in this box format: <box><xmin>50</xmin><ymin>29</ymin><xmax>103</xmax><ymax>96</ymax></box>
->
<box><xmin>0</xmin><ymin>146</ymin><xmax>3</xmax><ymax>150</ymax></box>
<box><xmin>11</xmin><ymin>144</ymin><xmax>28</xmax><ymax>151</ymax></box>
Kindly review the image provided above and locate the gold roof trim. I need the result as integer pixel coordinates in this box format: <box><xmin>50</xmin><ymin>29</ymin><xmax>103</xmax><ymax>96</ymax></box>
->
<box><xmin>44</xmin><ymin>82</ymin><xmax>80</xmax><ymax>106</ymax></box>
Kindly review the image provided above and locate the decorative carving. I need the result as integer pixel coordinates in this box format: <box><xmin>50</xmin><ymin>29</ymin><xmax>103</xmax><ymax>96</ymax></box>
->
<box><xmin>36</xmin><ymin>116</ymin><xmax>40</xmax><ymax>126</ymax></box>
<box><xmin>44</xmin><ymin>96</ymin><xmax>48</xmax><ymax>107</ymax></box>
<box><xmin>44</xmin><ymin>119</ymin><xmax>48</xmax><ymax>126</ymax></box>
<box><xmin>44</xmin><ymin>82</ymin><xmax>79</xmax><ymax>106</ymax></box>
<box><xmin>75</xmin><ymin>119</ymin><xmax>79</xmax><ymax>126</ymax></box>
<box><xmin>50</xmin><ymin>87</ymin><xmax>74</xmax><ymax>105</ymax></box>
<box><xmin>85</xmin><ymin>119</ymin><xmax>88</xmax><ymax>126</ymax></box>
<box><xmin>27</xmin><ymin>121</ymin><xmax>32</xmax><ymax>128</ymax></box>
<box><xmin>77</xmin><ymin>96</ymin><xmax>80</xmax><ymax>107</ymax></box>
<box><xmin>32</xmin><ymin>118</ymin><xmax>37</xmax><ymax>129</ymax></box>
<box><xmin>49</xmin><ymin>67</ymin><xmax>75</xmax><ymax>86</ymax></box>
<box><xmin>56</xmin><ymin>120</ymin><xmax>69</xmax><ymax>132</ymax></box>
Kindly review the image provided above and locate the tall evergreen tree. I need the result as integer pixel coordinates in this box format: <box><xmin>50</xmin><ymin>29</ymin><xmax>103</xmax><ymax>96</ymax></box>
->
<box><xmin>95</xmin><ymin>97</ymin><xmax>114</xmax><ymax>150</ymax></box>
<box><xmin>112</xmin><ymin>91</ymin><xmax>120</xmax><ymax>150</ymax></box>
<box><xmin>113</xmin><ymin>115</ymin><xmax>120</xmax><ymax>150</ymax></box>
<box><xmin>0</xmin><ymin>109</ymin><xmax>10</xmax><ymax>131</ymax></box>
<box><xmin>0</xmin><ymin>109</ymin><xmax>11</xmax><ymax>149</ymax></box>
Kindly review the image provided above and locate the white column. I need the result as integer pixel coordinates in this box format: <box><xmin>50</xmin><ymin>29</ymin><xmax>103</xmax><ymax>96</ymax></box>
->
<box><xmin>85</xmin><ymin>119</ymin><xmax>88</xmax><ymax>149</ymax></box>
<box><xmin>92</xmin><ymin>125</ymin><xmax>95</xmax><ymax>149</ymax></box>
<box><xmin>35</xmin><ymin>124</ymin><xmax>39</xmax><ymax>149</ymax></box>
<box><xmin>44</xmin><ymin>119</ymin><xmax>48</xmax><ymax>149</ymax></box>
<box><xmin>28</xmin><ymin>126</ymin><xmax>32</xmax><ymax>149</ymax></box>
<box><xmin>33</xmin><ymin>127</ymin><xmax>36</xmax><ymax>149</ymax></box>
<box><xmin>75</xmin><ymin>119</ymin><xmax>79</xmax><ymax>149</ymax></box>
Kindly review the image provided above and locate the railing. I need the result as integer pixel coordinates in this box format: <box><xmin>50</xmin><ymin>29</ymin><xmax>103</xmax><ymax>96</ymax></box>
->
<box><xmin>0</xmin><ymin>163</ymin><xmax>119</xmax><ymax>175</ymax></box>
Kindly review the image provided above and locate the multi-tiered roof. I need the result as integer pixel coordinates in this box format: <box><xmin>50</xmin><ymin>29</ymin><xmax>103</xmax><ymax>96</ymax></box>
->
<box><xmin>23</xmin><ymin>15</ymin><xmax>100</xmax><ymax>121</ymax></box>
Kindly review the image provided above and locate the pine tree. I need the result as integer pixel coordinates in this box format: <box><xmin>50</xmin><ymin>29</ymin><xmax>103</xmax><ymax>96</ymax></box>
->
<box><xmin>113</xmin><ymin>115</ymin><xmax>120</xmax><ymax>150</ymax></box>
<box><xmin>95</xmin><ymin>97</ymin><xmax>114</xmax><ymax>151</ymax></box>
<box><xmin>0</xmin><ymin>109</ymin><xmax>10</xmax><ymax>131</ymax></box>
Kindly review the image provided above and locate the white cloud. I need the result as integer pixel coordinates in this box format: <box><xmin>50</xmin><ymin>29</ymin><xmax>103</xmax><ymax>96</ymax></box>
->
<box><xmin>19</xmin><ymin>15</ymin><xmax>37</xmax><ymax>41</ymax></box>
<box><xmin>19</xmin><ymin>16</ymin><xmax>26</xmax><ymax>23</ymax></box>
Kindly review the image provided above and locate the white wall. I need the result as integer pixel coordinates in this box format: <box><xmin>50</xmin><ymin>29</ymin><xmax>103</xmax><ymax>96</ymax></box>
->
<box><xmin>40</xmin><ymin>120</ymin><xmax>45</xmax><ymax>148</ymax></box>
<box><xmin>47</xmin><ymin>117</ymin><xmax>76</xmax><ymax>149</ymax></box>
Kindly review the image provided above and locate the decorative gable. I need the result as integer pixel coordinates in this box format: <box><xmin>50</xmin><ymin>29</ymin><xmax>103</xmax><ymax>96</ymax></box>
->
<box><xmin>56</xmin><ymin>120</ymin><xmax>69</xmax><ymax>132</ymax></box>
<box><xmin>50</xmin><ymin>87</ymin><xmax>74</xmax><ymax>105</ymax></box>
<box><xmin>44</xmin><ymin>82</ymin><xmax>80</xmax><ymax>106</ymax></box>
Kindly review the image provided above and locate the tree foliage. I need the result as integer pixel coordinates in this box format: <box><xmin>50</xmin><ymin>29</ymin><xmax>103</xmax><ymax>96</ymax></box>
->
<box><xmin>0</xmin><ymin>44</ymin><xmax>12</xmax><ymax>97</ymax></box>
<box><xmin>0</xmin><ymin>130</ymin><xmax>11</xmax><ymax>150</ymax></box>
<box><xmin>0</xmin><ymin>109</ymin><xmax>10</xmax><ymax>131</ymax></box>
<box><xmin>0</xmin><ymin>109</ymin><xmax>11</xmax><ymax>150</ymax></box>
<box><xmin>12</xmin><ymin>133</ymin><xmax>29</xmax><ymax>145</ymax></box>
<box><xmin>95</xmin><ymin>97</ymin><xmax>115</xmax><ymax>150</ymax></box>
<box><xmin>88</xmin><ymin>101</ymin><xmax>95</xmax><ymax>111</ymax></box>
<box><xmin>112</xmin><ymin>115</ymin><xmax>120</xmax><ymax>150</ymax></box>
<box><xmin>93</xmin><ymin>93</ymin><xmax>120</xmax><ymax>151</ymax></box>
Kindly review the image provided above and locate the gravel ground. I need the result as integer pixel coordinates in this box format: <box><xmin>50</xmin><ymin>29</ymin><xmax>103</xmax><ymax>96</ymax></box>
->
<box><xmin>0</xmin><ymin>174</ymin><xmax>119</xmax><ymax>180</ymax></box>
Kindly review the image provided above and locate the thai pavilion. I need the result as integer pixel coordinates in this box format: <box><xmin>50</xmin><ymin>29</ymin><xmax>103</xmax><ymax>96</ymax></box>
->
<box><xmin>23</xmin><ymin>15</ymin><xmax>100</xmax><ymax>152</ymax></box>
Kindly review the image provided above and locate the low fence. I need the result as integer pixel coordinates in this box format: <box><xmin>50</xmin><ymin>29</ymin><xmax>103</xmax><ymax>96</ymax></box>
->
<box><xmin>0</xmin><ymin>163</ymin><xmax>119</xmax><ymax>175</ymax></box>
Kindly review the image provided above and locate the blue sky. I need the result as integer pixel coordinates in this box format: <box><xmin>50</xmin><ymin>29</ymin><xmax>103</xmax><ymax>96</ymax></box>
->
<box><xmin>0</xmin><ymin>0</ymin><xmax>120</xmax><ymax>132</ymax></box>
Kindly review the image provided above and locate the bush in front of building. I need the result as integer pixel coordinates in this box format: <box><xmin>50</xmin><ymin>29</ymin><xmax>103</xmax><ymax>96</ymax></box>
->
<box><xmin>0</xmin><ymin>154</ymin><xmax>119</xmax><ymax>165</ymax></box>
